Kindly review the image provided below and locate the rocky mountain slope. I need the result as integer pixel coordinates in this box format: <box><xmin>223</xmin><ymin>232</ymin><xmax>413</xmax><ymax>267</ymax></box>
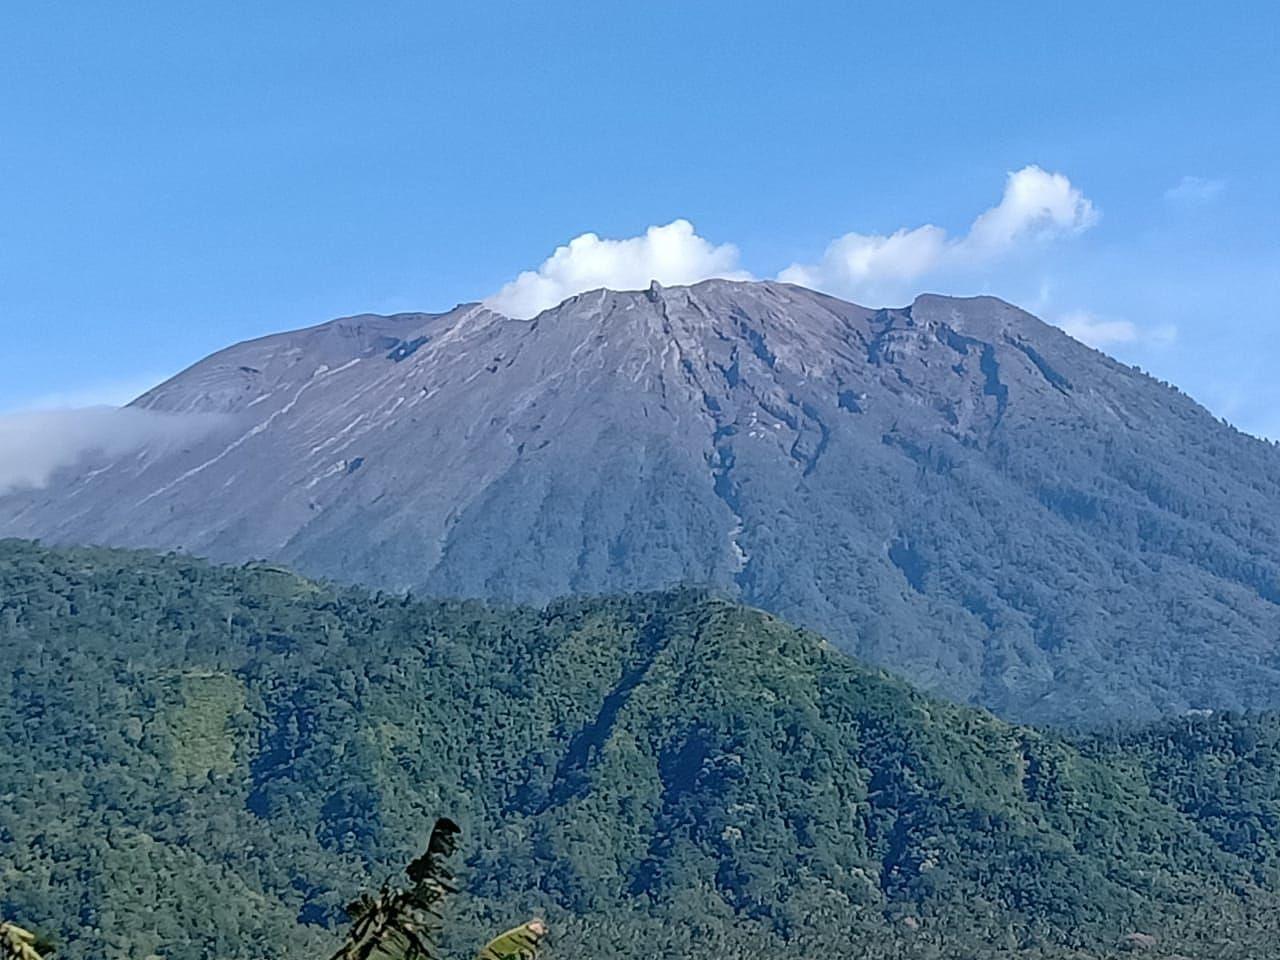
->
<box><xmin>5</xmin><ymin>280</ymin><xmax>1280</xmax><ymax>724</ymax></box>
<box><xmin>5</xmin><ymin>542</ymin><xmax>1280</xmax><ymax>960</ymax></box>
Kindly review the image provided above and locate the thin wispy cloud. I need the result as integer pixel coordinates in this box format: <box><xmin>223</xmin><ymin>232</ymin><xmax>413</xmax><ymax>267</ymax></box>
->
<box><xmin>19</xmin><ymin>374</ymin><xmax>166</xmax><ymax>412</ymax></box>
<box><xmin>1056</xmin><ymin>309</ymin><xmax>1177</xmax><ymax>349</ymax></box>
<box><xmin>1164</xmin><ymin>176</ymin><xmax>1225</xmax><ymax>204</ymax></box>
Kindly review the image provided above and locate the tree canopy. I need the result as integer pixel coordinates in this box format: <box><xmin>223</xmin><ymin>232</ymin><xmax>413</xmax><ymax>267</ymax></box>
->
<box><xmin>4</xmin><ymin>540</ymin><xmax>1280</xmax><ymax>958</ymax></box>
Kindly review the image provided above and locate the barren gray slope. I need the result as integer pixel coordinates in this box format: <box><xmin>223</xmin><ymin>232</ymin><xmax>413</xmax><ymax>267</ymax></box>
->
<box><xmin>6</xmin><ymin>279</ymin><xmax>1280</xmax><ymax>724</ymax></box>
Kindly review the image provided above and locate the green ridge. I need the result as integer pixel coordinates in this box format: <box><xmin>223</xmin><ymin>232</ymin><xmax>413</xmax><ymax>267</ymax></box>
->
<box><xmin>3</xmin><ymin>540</ymin><xmax>1280</xmax><ymax>959</ymax></box>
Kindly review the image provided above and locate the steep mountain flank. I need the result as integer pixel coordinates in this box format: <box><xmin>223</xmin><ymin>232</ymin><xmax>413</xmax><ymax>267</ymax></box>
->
<box><xmin>5</xmin><ymin>281</ymin><xmax>1280</xmax><ymax>723</ymax></box>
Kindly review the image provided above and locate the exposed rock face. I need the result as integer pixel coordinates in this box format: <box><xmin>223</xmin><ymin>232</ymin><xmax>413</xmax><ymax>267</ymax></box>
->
<box><xmin>6</xmin><ymin>279</ymin><xmax>1280</xmax><ymax>724</ymax></box>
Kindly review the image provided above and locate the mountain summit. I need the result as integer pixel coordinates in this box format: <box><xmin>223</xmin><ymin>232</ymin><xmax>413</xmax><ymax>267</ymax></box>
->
<box><xmin>5</xmin><ymin>279</ymin><xmax>1280</xmax><ymax>724</ymax></box>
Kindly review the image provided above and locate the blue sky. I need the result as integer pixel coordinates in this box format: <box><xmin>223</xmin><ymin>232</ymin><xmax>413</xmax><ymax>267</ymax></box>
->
<box><xmin>2</xmin><ymin>1</ymin><xmax>1277</xmax><ymax>436</ymax></box>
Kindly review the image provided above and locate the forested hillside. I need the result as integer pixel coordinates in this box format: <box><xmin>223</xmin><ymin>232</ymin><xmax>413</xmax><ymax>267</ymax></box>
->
<box><xmin>4</xmin><ymin>540</ymin><xmax>1280</xmax><ymax>959</ymax></box>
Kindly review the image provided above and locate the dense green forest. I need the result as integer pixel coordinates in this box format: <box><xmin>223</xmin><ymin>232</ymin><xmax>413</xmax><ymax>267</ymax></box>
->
<box><xmin>4</xmin><ymin>540</ymin><xmax>1280</xmax><ymax>959</ymax></box>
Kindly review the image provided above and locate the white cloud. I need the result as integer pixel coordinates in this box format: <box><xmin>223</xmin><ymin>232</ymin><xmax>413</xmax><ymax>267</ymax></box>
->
<box><xmin>777</xmin><ymin>225</ymin><xmax>949</xmax><ymax>297</ymax></box>
<box><xmin>19</xmin><ymin>373</ymin><xmax>166</xmax><ymax>412</ymax></box>
<box><xmin>481</xmin><ymin>167</ymin><xmax>1100</xmax><ymax>318</ymax></box>
<box><xmin>1056</xmin><ymin>309</ymin><xmax>1177</xmax><ymax>349</ymax></box>
<box><xmin>779</xmin><ymin>165</ymin><xmax>1097</xmax><ymax>304</ymax></box>
<box><xmin>484</xmin><ymin>219</ymin><xmax>750</xmax><ymax>319</ymax></box>
<box><xmin>963</xmin><ymin>166</ymin><xmax>1098</xmax><ymax>254</ymax></box>
<box><xmin>1164</xmin><ymin>176</ymin><xmax>1225</xmax><ymax>204</ymax></box>
<box><xmin>1057</xmin><ymin>311</ymin><xmax>1140</xmax><ymax>347</ymax></box>
<box><xmin>0</xmin><ymin>406</ymin><xmax>222</xmax><ymax>495</ymax></box>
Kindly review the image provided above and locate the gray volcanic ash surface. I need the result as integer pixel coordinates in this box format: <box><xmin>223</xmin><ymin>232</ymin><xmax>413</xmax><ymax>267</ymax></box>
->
<box><xmin>6</xmin><ymin>279</ymin><xmax>1280</xmax><ymax>724</ymax></box>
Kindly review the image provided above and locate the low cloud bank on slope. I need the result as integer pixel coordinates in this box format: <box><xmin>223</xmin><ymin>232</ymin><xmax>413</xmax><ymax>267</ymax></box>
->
<box><xmin>0</xmin><ymin>407</ymin><xmax>223</xmax><ymax>495</ymax></box>
<box><xmin>483</xmin><ymin>166</ymin><xmax>1097</xmax><ymax>319</ymax></box>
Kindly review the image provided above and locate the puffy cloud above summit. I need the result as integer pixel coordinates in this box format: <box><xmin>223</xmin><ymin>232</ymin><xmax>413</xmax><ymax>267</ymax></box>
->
<box><xmin>964</xmin><ymin>166</ymin><xmax>1098</xmax><ymax>253</ymax></box>
<box><xmin>779</xmin><ymin>166</ymin><xmax>1097</xmax><ymax>303</ymax></box>
<box><xmin>483</xmin><ymin>166</ymin><xmax>1097</xmax><ymax>317</ymax></box>
<box><xmin>484</xmin><ymin>219</ymin><xmax>750</xmax><ymax>319</ymax></box>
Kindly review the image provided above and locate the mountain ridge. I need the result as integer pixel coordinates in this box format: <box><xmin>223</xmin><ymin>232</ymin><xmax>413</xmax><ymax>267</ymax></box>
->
<box><xmin>6</xmin><ymin>540</ymin><xmax>1280</xmax><ymax>959</ymax></box>
<box><xmin>5</xmin><ymin>279</ymin><xmax>1280</xmax><ymax>725</ymax></box>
